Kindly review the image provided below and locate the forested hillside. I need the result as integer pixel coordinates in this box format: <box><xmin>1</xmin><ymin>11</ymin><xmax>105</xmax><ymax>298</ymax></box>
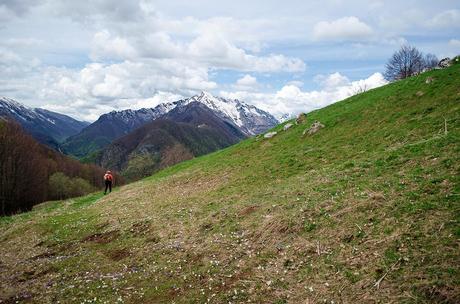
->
<box><xmin>0</xmin><ymin>120</ymin><xmax>122</xmax><ymax>215</ymax></box>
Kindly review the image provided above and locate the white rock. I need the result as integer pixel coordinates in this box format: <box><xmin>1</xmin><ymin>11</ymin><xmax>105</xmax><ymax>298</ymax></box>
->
<box><xmin>264</xmin><ymin>131</ymin><xmax>277</xmax><ymax>139</ymax></box>
<box><xmin>283</xmin><ymin>123</ymin><xmax>293</xmax><ymax>131</ymax></box>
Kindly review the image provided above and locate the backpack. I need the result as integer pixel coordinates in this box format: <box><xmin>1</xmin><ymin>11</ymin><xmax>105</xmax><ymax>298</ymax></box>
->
<box><xmin>104</xmin><ymin>174</ymin><xmax>113</xmax><ymax>181</ymax></box>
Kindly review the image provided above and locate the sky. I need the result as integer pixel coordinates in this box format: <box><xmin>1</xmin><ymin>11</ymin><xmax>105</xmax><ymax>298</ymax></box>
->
<box><xmin>0</xmin><ymin>0</ymin><xmax>459</xmax><ymax>121</ymax></box>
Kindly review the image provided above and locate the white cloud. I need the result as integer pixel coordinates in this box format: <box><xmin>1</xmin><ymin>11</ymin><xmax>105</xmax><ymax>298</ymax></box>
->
<box><xmin>286</xmin><ymin>80</ymin><xmax>304</xmax><ymax>87</ymax></box>
<box><xmin>8</xmin><ymin>58</ymin><xmax>217</xmax><ymax>121</ymax></box>
<box><xmin>314</xmin><ymin>72</ymin><xmax>350</xmax><ymax>90</ymax></box>
<box><xmin>427</xmin><ymin>10</ymin><xmax>460</xmax><ymax>28</ymax></box>
<box><xmin>90</xmin><ymin>30</ymin><xmax>137</xmax><ymax>61</ymax></box>
<box><xmin>1</xmin><ymin>0</ymin><xmax>457</xmax><ymax>124</ymax></box>
<box><xmin>87</xmin><ymin>18</ymin><xmax>305</xmax><ymax>73</ymax></box>
<box><xmin>234</xmin><ymin>74</ymin><xmax>258</xmax><ymax>91</ymax></box>
<box><xmin>313</xmin><ymin>17</ymin><xmax>373</xmax><ymax>41</ymax></box>
<box><xmin>220</xmin><ymin>72</ymin><xmax>388</xmax><ymax>119</ymax></box>
<box><xmin>236</xmin><ymin>74</ymin><xmax>257</xmax><ymax>86</ymax></box>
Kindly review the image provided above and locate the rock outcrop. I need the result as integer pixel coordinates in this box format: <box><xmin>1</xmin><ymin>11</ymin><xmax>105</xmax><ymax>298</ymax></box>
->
<box><xmin>438</xmin><ymin>58</ymin><xmax>451</xmax><ymax>68</ymax></box>
<box><xmin>296</xmin><ymin>113</ymin><xmax>307</xmax><ymax>125</ymax></box>
<box><xmin>303</xmin><ymin>121</ymin><xmax>325</xmax><ymax>136</ymax></box>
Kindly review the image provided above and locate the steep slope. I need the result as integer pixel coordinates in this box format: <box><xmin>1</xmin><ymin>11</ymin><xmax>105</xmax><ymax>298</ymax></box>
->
<box><xmin>62</xmin><ymin>92</ymin><xmax>278</xmax><ymax>158</ymax></box>
<box><xmin>97</xmin><ymin>103</ymin><xmax>247</xmax><ymax>180</ymax></box>
<box><xmin>1</xmin><ymin>66</ymin><xmax>459</xmax><ymax>303</ymax></box>
<box><xmin>0</xmin><ymin>97</ymin><xmax>89</xmax><ymax>148</ymax></box>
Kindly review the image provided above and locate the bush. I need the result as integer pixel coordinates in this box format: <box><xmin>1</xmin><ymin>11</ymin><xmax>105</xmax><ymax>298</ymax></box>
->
<box><xmin>49</xmin><ymin>172</ymin><xmax>96</xmax><ymax>200</ymax></box>
<box><xmin>49</xmin><ymin>172</ymin><xmax>72</xmax><ymax>200</ymax></box>
<box><xmin>69</xmin><ymin>177</ymin><xmax>95</xmax><ymax>197</ymax></box>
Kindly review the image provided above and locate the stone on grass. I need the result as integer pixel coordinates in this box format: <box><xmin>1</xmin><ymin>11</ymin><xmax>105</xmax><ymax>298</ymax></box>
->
<box><xmin>264</xmin><ymin>131</ymin><xmax>277</xmax><ymax>139</ymax></box>
<box><xmin>303</xmin><ymin>121</ymin><xmax>325</xmax><ymax>136</ymax></box>
<box><xmin>425</xmin><ymin>76</ymin><xmax>434</xmax><ymax>84</ymax></box>
<box><xmin>296</xmin><ymin>113</ymin><xmax>307</xmax><ymax>124</ymax></box>
<box><xmin>438</xmin><ymin>58</ymin><xmax>451</xmax><ymax>68</ymax></box>
<box><xmin>283</xmin><ymin>123</ymin><xmax>293</xmax><ymax>131</ymax></box>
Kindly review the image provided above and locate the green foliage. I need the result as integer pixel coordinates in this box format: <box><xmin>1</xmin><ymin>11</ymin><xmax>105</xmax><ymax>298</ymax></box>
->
<box><xmin>122</xmin><ymin>153</ymin><xmax>160</xmax><ymax>181</ymax></box>
<box><xmin>62</xmin><ymin>136</ymin><xmax>111</xmax><ymax>159</ymax></box>
<box><xmin>48</xmin><ymin>172</ymin><xmax>70</xmax><ymax>200</ymax></box>
<box><xmin>80</xmin><ymin>150</ymin><xmax>103</xmax><ymax>163</ymax></box>
<box><xmin>49</xmin><ymin>172</ymin><xmax>96</xmax><ymax>200</ymax></box>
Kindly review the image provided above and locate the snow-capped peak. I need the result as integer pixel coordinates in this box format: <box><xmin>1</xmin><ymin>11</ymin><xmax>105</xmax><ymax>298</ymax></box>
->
<box><xmin>185</xmin><ymin>91</ymin><xmax>245</xmax><ymax>127</ymax></box>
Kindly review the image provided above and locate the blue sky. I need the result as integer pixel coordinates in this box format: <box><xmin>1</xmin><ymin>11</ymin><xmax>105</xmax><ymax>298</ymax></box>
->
<box><xmin>0</xmin><ymin>0</ymin><xmax>459</xmax><ymax>121</ymax></box>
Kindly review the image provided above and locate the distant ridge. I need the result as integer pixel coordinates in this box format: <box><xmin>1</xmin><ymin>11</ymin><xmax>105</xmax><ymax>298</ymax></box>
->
<box><xmin>62</xmin><ymin>92</ymin><xmax>278</xmax><ymax>158</ymax></box>
<box><xmin>0</xmin><ymin>97</ymin><xmax>89</xmax><ymax>149</ymax></box>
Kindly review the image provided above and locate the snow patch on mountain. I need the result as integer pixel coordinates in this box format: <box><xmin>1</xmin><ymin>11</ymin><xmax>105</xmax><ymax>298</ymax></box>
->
<box><xmin>0</xmin><ymin>97</ymin><xmax>90</xmax><ymax>146</ymax></box>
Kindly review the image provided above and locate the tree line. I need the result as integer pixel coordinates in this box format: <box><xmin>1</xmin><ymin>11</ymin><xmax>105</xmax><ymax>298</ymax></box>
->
<box><xmin>0</xmin><ymin>120</ymin><xmax>123</xmax><ymax>216</ymax></box>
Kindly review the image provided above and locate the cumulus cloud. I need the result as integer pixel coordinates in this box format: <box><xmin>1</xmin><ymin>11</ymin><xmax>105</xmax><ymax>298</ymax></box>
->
<box><xmin>90</xmin><ymin>30</ymin><xmax>137</xmax><ymax>61</ymax></box>
<box><xmin>313</xmin><ymin>16</ymin><xmax>373</xmax><ymax>41</ymax></box>
<box><xmin>90</xmin><ymin>27</ymin><xmax>305</xmax><ymax>72</ymax></box>
<box><xmin>220</xmin><ymin>72</ymin><xmax>388</xmax><ymax>119</ymax></box>
<box><xmin>314</xmin><ymin>72</ymin><xmax>350</xmax><ymax>90</ymax></box>
<box><xmin>233</xmin><ymin>74</ymin><xmax>258</xmax><ymax>91</ymax></box>
<box><xmin>0</xmin><ymin>56</ymin><xmax>217</xmax><ymax>121</ymax></box>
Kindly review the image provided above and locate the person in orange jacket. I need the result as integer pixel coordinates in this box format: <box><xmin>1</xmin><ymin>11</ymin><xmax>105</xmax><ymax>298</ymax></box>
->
<box><xmin>103</xmin><ymin>171</ymin><xmax>114</xmax><ymax>194</ymax></box>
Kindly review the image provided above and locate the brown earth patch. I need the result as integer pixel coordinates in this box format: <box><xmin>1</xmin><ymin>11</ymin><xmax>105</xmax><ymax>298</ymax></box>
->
<box><xmin>200</xmin><ymin>222</ymin><xmax>213</xmax><ymax>231</ymax></box>
<box><xmin>238</xmin><ymin>205</ymin><xmax>259</xmax><ymax>217</ymax></box>
<box><xmin>0</xmin><ymin>291</ymin><xmax>33</xmax><ymax>304</ymax></box>
<box><xmin>106</xmin><ymin>248</ymin><xmax>131</xmax><ymax>261</ymax></box>
<box><xmin>29</xmin><ymin>251</ymin><xmax>56</xmax><ymax>260</ymax></box>
<box><xmin>368</xmin><ymin>191</ymin><xmax>385</xmax><ymax>201</ymax></box>
<box><xmin>14</xmin><ymin>266</ymin><xmax>57</xmax><ymax>283</ymax></box>
<box><xmin>81</xmin><ymin>230</ymin><xmax>119</xmax><ymax>244</ymax></box>
<box><xmin>419</xmin><ymin>284</ymin><xmax>460</xmax><ymax>304</ymax></box>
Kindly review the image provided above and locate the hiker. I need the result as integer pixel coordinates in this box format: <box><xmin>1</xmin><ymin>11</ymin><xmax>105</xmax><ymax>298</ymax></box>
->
<box><xmin>103</xmin><ymin>170</ymin><xmax>114</xmax><ymax>194</ymax></box>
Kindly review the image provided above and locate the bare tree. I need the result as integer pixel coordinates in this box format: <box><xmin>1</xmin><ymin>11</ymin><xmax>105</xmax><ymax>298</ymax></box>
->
<box><xmin>423</xmin><ymin>53</ymin><xmax>439</xmax><ymax>70</ymax></box>
<box><xmin>384</xmin><ymin>45</ymin><xmax>424</xmax><ymax>81</ymax></box>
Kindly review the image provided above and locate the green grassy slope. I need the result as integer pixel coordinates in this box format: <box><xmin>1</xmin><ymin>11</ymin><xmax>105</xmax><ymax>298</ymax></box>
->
<box><xmin>1</xmin><ymin>66</ymin><xmax>459</xmax><ymax>303</ymax></box>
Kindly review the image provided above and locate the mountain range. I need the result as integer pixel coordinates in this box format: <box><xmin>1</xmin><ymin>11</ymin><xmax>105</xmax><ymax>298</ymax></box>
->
<box><xmin>62</xmin><ymin>91</ymin><xmax>278</xmax><ymax>158</ymax></box>
<box><xmin>0</xmin><ymin>97</ymin><xmax>89</xmax><ymax>149</ymax></box>
<box><xmin>97</xmin><ymin>102</ymin><xmax>247</xmax><ymax>180</ymax></box>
